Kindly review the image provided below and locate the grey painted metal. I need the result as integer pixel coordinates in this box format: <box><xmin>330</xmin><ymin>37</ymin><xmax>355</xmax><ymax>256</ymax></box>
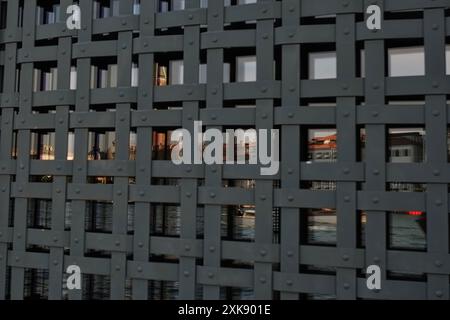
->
<box><xmin>0</xmin><ymin>0</ymin><xmax>448</xmax><ymax>300</ymax></box>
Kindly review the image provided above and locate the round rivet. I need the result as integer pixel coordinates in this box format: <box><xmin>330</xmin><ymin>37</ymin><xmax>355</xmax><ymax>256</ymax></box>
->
<box><xmin>211</xmin><ymin>88</ymin><xmax>218</xmax><ymax>95</ymax></box>
<box><xmin>259</xmin><ymin>277</ymin><xmax>266</xmax><ymax>284</ymax></box>
<box><xmin>122</xmin><ymin>20</ymin><xmax>127</xmax><ymax>26</ymax></box>
<box><xmin>260</xmin><ymin>249</ymin><xmax>267</xmax><ymax>257</ymax></box>
<box><xmin>372</xmin><ymin>83</ymin><xmax>379</xmax><ymax>90</ymax></box>
<box><xmin>56</xmin><ymin>189</ymin><xmax>61</xmax><ymax>194</ymax></box>
<box><xmin>211</xmin><ymin>114</ymin><xmax>217</xmax><ymax>120</ymax></box>
<box><xmin>212</xmin><ymin>38</ymin><xmax>218</xmax><ymax>43</ymax></box>
<box><xmin>140</xmin><ymin>167</ymin><xmax>145</xmax><ymax>172</ymax></box>
<box><xmin>289</xmin><ymin>6</ymin><xmax>295</xmax><ymax>12</ymax></box>
<box><xmin>15</xmin><ymin>256</ymin><xmax>20</xmax><ymax>262</ymax></box>
<box><xmin>435</xmin><ymin>290</ymin><xmax>443</xmax><ymax>298</ymax></box>
<box><xmin>75</xmin><ymin>188</ymin><xmax>80</xmax><ymax>194</ymax></box>
<box><xmin>144</xmin><ymin>20</ymin><xmax>149</xmax><ymax>24</ymax></box>
<box><xmin>344</xmin><ymin>28</ymin><xmax>350</xmax><ymax>35</ymax></box>
<box><xmin>372</xmin><ymin>197</ymin><xmax>379</xmax><ymax>204</ymax></box>
<box><xmin>287</xmin><ymin>168</ymin><xmax>294</xmax><ymax>174</ymax></box>
<box><xmin>433</xmin><ymin>169</ymin><xmax>440</xmax><ymax>176</ymax></box>
<box><xmin>287</xmin><ymin>251</ymin><xmax>293</xmax><ymax>257</ymax></box>
<box><xmin>343</xmin><ymin>283</ymin><xmax>350</xmax><ymax>290</ymax></box>
<box><xmin>213</xmin><ymin>13</ymin><xmax>218</xmax><ymax>18</ymax></box>
<box><xmin>17</xmin><ymin>233</ymin><xmax>21</xmax><ymax>239</ymax></box>
<box><xmin>53</xmin><ymin>260</ymin><xmax>58</xmax><ymax>266</ymax></box>
<box><xmin>342</xmin><ymin>254</ymin><xmax>349</xmax><ymax>261</ymax></box>
<box><xmin>435</xmin><ymin>260</ymin><xmax>442</xmax><ymax>267</ymax></box>
<box><xmin>137</xmin><ymin>266</ymin><xmax>143</xmax><ymax>272</ymax></box>
<box><xmin>342</xmin><ymin>84</ymin><xmax>348</xmax><ymax>90</ymax></box>
<box><xmin>373</xmin><ymin>257</ymin><xmax>380</xmax><ymax>263</ymax></box>
<box><xmin>288</xmin><ymin>195</ymin><xmax>294</xmax><ymax>202</ymax></box>
<box><xmin>261</xmin><ymin>113</ymin><xmax>268</xmax><ymax>119</ymax></box>
<box><xmin>138</xmin><ymin>242</ymin><xmax>144</xmax><ymax>248</ymax></box>
<box><xmin>186</xmin><ymin>192</ymin><xmax>192</xmax><ymax>198</ymax></box>
<box><xmin>373</xmin><ymin>169</ymin><xmax>380</xmax><ymax>176</ymax></box>
<box><xmin>432</xmin><ymin>81</ymin><xmax>439</xmax><ymax>88</ymax></box>
<box><xmin>344</xmin><ymin>196</ymin><xmax>350</xmax><ymax>202</ymax></box>
<box><xmin>432</xmin><ymin>110</ymin><xmax>440</xmax><ymax>117</ymax></box>
<box><xmin>186</xmin><ymin>167</ymin><xmax>192</xmax><ymax>173</ymax></box>
<box><xmin>261</xmin><ymin>8</ymin><xmax>268</xmax><ymax>14</ymax></box>
<box><xmin>141</xmin><ymin>116</ymin><xmax>147</xmax><ymax>121</ymax></box>
<box><xmin>208</xmin><ymin>272</ymin><xmax>214</xmax><ymax>279</ymax></box>
<box><xmin>343</xmin><ymin>168</ymin><xmax>350</xmax><ymax>174</ymax></box>
<box><xmin>263</xmin><ymin>33</ymin><xmax>268</xmax><ymax>39</ymax></box>
<box><xmin>20</xmin><ymin>164</ymin><xmax>24</xmax><ymax>169</ymax></box>
<box><xmin>209</xmin><ymin>246</ymin><xmax>215</xmax><ymax>252</ymax></box>
<box><xmin>211</xmin><ymin>167</ymin><xmax>217</xmax><ymax>173</ymax></box>
<box><xmin>188</xmin><ymin>14</ymin><xmax>193</xmax><ymax>20</ymax></box>
<box><xmin>261</xmin><ymin>87</ymin><xmax>268</xmax><ymax>93</ymax></box>
<box><xmin>372</xmin><ymin>111</ymin><xmax>379</xmax><ymax>118</ymax></box>
<box><xmin>342</xmin><ymin>0</ymin><xmax>349</xmax><ymax>7</ymax></box>
<box><xmin>185</xmin><ymin>245</ymin><xmax>191</xmax><ymax>252</ymax></box>
<box><xmin>119</xmin><ymin>92</ymin><xmax>125</xmax><ymax>97</ymax></box>
<box><xmin>432</xmin><ymin>24</ymin><xmax>439</xmax><ymax>30</ymax></box>
<box><xmin>288</xmin><ymin>112</ymin><xmax>294</xmax><ymax>118</ymax></box>
<box><xmin>117</xmin><ymin>190</ymin><xmax>122</xmax><ymax>196</ymax></box>
<box><xmin>343</xmin><ymin>111</ymin><xmax>350</xmax><ymax>118</ymax></box>
<box><xmin>115</xmin><ymin>265</ymin><xmax>120</xmax><ymax>271</ymax></box>
<box><xmin>210</xmin><ymin>192</ymin><xmax>216</xmax><ymax>198</ymax></box>
<box><xmin>183</xmin><ymin>270</ymin><xmax>190</xmax><ymax>277</ymax></box>
<box><xmin>260</xmin><ymin>195</ymin><xmax>266</xmax><ymax>201</ymax></box>
<box><xmin>74</xmin><ymin>238</ymin><xmax>79</xmax><ymax>244</ymax></box>
<box><xmin>288</xmin><ymin>32</ymin><xmax>295</xmax><ymax>38</ymax></box>
<box><xmin>187</xmin><ymin>89</ymin><xmax>193</xmax><ymax>96</ymax></box>
<box><xmin>286</xmin><ymin>280</ymin><xmax>293</xmax><ymax>286</ymax></box>
<box><xmin>139</xmin><ymin>190</ymin><xmax>145</xmax><ymax>197</ymax></box>
<box><xmin>435</xmin><ymin>199</ymin><xmax>442</xmax><ymax>206</ymax></box>
<box><xmin>115</xmin><ymin>241</ymin><xmax>120</xmax><ymax>246</ymax></box>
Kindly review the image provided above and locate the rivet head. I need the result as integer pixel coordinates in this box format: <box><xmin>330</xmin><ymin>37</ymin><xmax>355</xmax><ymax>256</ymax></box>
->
<box><xmin>342</xmin><ymin>0</ymin><xmax>349</xmax><ymax>7</ymax></box>
<box><xmin>342</xmin><ymin>84</ymin><xmax>349</xmax><ymax>90</ymax></box>
<box><xmin>343</xmin><ymin>111</ymin><xmax>350</xmax><ymax>118</ymax></box>
<box><xmin>188</xmin><ymin>14</ymin><xmax>193</xmax><ymax>20</ymax></box>
<box><xmin>435</xmin><ymin>199</ymin><xmax>443</xmax><ymax>206</ymax></box>
<box><xmin>342</xmin><ymin>254</ymin><xmax>349</xmax><ymax>261</ymax></box>
<box><xmin>185</xmin><ymin>192</ymin><xmax>192</xmax><ymax>198</ymax></box>
<box><xmin>288</xmin><ymin>195</ymin><xmax>294</xmax><ymax>202</ymax></box>
<box><xmin>122</xmin><ymin>20</ymin><xmax>127</xmax><ymax>26</ymax></box>
<box><xmin>184</xmin><ymin>245</ymin><xmax>191</xmax><ymax>252</ymax></box>
<box><xmin>372</xmin><ymin>83</ymin><xmax>380</xmax><ymax>90</ymax></box>
<box><xmin>435</xmin><ymin>290</ymin><xmax>443</xmax><ymax>298</ymax></box>
<box><xmin>141</xmin><ymin>116</ymin><xmax>147</xmax><ymax>121</ymax></box>
<box><xmin>139</xmin><ymin>190</ymin><xmax>145</xmax><ymax>197</ymax></box>
<box><xmin>287</xmin><ymin>251</ymin><xmax>294</xmax><ymax>257</ymax></box>
<box><xmin>116</xmin><ymin>190</ymin><xmax>122</xmax><ymax>196</ymax></box>
<box><xmin>435</xmin><ymin>260</ymin><xmax>443</xmax><ymax>267</ymax></box>
<box><xmin>261</xmin><ymin>8</ymin><xmax>268</xmax><ymax>14</ymax></box>
<box><xmin>115</xmin><ymin>265</ymin><xmax>121</xmax><ymax>271</ymax></box>
<box><xmin>186</xmin><ymin>167</ymin><xmax>192</xmax><ymax>173</ymax></box>
<box><xmin>287</xmin><ymin>168</ymin><xmax>294</xmax><ymax>174</ymax></box>
<box><xmin>344</xmin><ymin>196</ymin><xmax>350</xmax><ymax>202</ymax></box>
<box><xmin>372</xmin><ymin>197</ymin><xmax>379</xmax><ymax>204</ymax></box>
<box><xmin>259</xmin><ymin>277</ymin><xmax>267</xmax><ymax>284</ymax></box>
<box><xmin>432</xmin><ymin>110</ymin><xmax>440</xmax><ymax>117</ymax></box>
<box><xmin>261</xmin><ymin>113</ymin><xmax>268</xmax><ymax>119</ymax></box>
<box><xmin>373</xmin><ymin>169</ymin><xmax>380</xmax><ymax>176</ymax></box>
<box><xmin>260</xmin><ymin>249</ymin><xmax>267</xmax><ymax>257</ymax></box>
<box><xmin>210</xmin><ymin>192</ymin><xmax>216</xmax><ymax>198</ymax></box>
<box><xmin>208</xmin><ymin>272</ymin><xmax>214</xmax><ymax>279</ymax></box>
<box><xmin>209</xmin><ymin>246</ymin><xmax>215</xmax><ymax>252</ymax></box>
<box><xmin>262</xmin><ymin>33</ymin><xmax>269</xmax><ymax>39</ymax></box>
<box><xmin>343</xmin><ymin>28</ymin><xmax>350</xmax><ymax>35</ymax></box>
<box><xmin>53</xmin><ymin>260</ymin><xmax>58</xmax><ymax>266</ymax></box>
<box><xmin>288</xmin><ymin>112</ymin><xmax>294</xmax><ymax>119</ymax></box>
<box><xmin>211</xmin><ymin>114</ymin><xmax>217</xmax><ymax>120</ymax></box>
<box><xmin>138</xmin><ymin>242</ymin><xmax>144</xmax><ymax>248</ymax></box>
<box><xmin>137</xmin><ymin>266</ymin><xmax>143</xmax><ymax>272</ymax></box>
<box><xmin>433</xmin><ymin>169</ymin><xmax>440</xmax><ymax>176</ymax></box>
<box><xmin>183</xmin><ymin>270</ymin><xmax>190</xmax><ymax>277</ymax></box>
<box><xmin>260</xmin><ymin>195</ymin><xmax>266</xmax><ymax>201</ymax></box>
<box><xmin>75</xmin><ymin>188</ymin><xmax>80</xmax><ymax>194</ymax></box>
<box><xmin>343</xmin><ymin>283</ymin><xmax>350</xmax><ymax>289</ymax></box>
<box><xmin>343</xmin><ymin>168</ymin><xmax>350</xmax><ymax>174</ymax></box>
<box><xmin>286</xmin><ymin>280</ymin><xmax>293</xmax><ymax>286</ymax></box>
<box><xmin>432</xmin><ymin>24</ymin><xmax>439</xmax><ymax>30</ymax></box>
<box><xmin>432</xmin><ymin>81</ymin><xmax>439</xmax><ymax>88</ymax></box>
<box><xmin>373</xmin><ymin>257</ymin><xmax>380</xmax><ymax>263</ymax></box>
<box><xmin>261</xmin><ymin>87</ymin><xmax>268</xmax><ymax>93</ymax></box>
<box><xmin>115</xmin><ymin>241</ymin><xmax>120</xmax><ymax>246</ymax></box>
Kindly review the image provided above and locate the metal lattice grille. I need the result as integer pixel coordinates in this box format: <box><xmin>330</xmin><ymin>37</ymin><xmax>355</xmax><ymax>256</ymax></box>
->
<box><xmin>0</xmin><ymin>0</ymin><xmax>449</xmax><ymax>300</ymax></box>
